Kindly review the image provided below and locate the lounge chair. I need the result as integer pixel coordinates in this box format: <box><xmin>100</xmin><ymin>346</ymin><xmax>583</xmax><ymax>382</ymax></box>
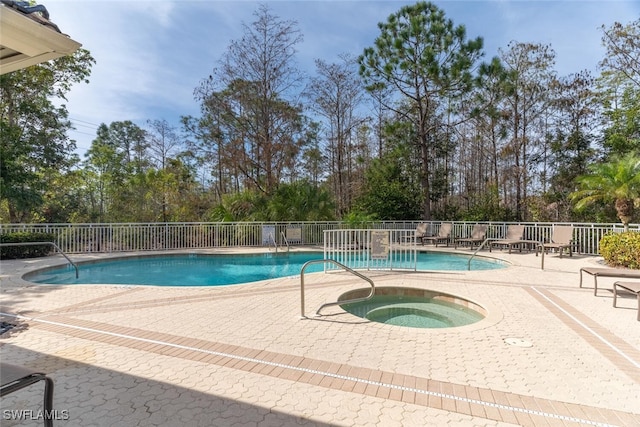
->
<box><xmin>0</xmin><ymin>363</ymin><xmax>54</xmax><ymax>427</ymax></box>
<box><xmin>401</xmin><ymin>223</ymin><xmax>429</xmax><ymax>244</ymax></box>
<box><xmin>537</xmin><ymin>225</ymin><xmax>574</xmax><ymax>257</ymax></box>
<box><xmin>613</xmin><ymin>281</ymin><xmax>640</xmax><ymax>321</ymax></box>
<box><xmin>422</xmin><ymin>223</ymin><xmax>452</xmax><ymax>247</ymax></box>
<box><xmin>579</xmin><ymin>267</ymin><xmax>640</xmax><ymax>296</ymax></box>
<box><xmin>489</xmin><ymin>225</ymin><xmax>527</xmax><ymax>253</ymax></box>
<box><xmin>454</xmin><ymin>224</ymin><xmax>487</xmax><ymax>249</ymax></box>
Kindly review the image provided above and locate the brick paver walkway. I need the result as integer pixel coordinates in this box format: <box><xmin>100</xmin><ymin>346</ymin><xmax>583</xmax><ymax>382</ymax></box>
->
<box><xmin>1</xmin><ymin>248</ymin><xmax>639</xmax><ymax>426</ymax></box>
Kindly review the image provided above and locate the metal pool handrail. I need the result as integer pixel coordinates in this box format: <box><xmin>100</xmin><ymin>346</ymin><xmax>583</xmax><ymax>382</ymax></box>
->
<box><xmin>268</xmin><ymin>233</ymin><xmax>278</xmax><ymax>252</ymax></box>
<box><xmin>280</xmin><ymin>231</ymin><xmax>290</xmax><ymax>252</ymax></box>
<box><xmin>300</xmin><ymin>259</ymin><xmax>375</xmax><ymax>318</ymax></box>
<box><xmin>467</xmin><ymin>238</ymin><xmax>545</xmax><ymax>270</ymax></box>
<box><xmin>467</xmin><ymin>238</ymin><xmax>492</xmax><ymax>270</ymax></box>
<box><xmin>0</xmin><ymin>241</ymin><xmax>79</xmax><ymax>278</ymax></box>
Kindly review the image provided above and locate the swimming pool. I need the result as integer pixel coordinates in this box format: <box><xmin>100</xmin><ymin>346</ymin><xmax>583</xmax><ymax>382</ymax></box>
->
<box><xmin>26</xmin><ymin>251</ymin><xmax>506</xmax><ymax>286</ymax></box>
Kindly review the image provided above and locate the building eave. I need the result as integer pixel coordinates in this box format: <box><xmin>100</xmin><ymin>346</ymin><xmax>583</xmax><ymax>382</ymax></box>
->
<box><xmin>0</xmin><ymin>4</ymin><xmax>81</xmax><ymax>74</ymax></box>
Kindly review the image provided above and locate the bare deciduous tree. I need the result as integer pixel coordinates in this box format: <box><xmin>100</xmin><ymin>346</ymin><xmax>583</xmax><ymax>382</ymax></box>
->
<box><xmin>305</xmin><ymin>54</ymin><xmax>366</xmax><ymax>216</ymax></box>
<box><xmin>196</xmin><ymin>4</ymin><xmax>306</xmax><ymax>195</ymax></box>
<box><xmin>499</xmin><ymin>42</ymin><xmax>556</xmax><ymax>220</ymax></box>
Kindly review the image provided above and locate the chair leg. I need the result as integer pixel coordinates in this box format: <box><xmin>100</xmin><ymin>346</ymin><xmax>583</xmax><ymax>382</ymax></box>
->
<box><xmin>44</xmin><ymin>376</ymin><xmax>54</xmax><ymax>427</ymax></box>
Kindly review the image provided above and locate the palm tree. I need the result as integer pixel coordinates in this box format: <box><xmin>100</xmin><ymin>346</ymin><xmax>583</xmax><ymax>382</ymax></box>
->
<box><xmin>267</xmin><ymin>181</ymin><xmax>336</xmax><ymax>221</ymax></box>
<box><xmin>571</xmin><ymin>153</ymin><xmax>640</xmax><ymax>231</ymax></box>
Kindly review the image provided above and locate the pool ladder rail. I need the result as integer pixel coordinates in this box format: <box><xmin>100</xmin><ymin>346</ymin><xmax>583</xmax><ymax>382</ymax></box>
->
<box><xmin>299</xmin><ymin>259</ymin><xmax>375</xmax><ymax>318</ymax></box>
<box><xmin>268</xmin><ymin>232</ymin><xmax>290</xmax><ymax>253</ymax></box>
<box><xmin>0</xmin><ymin>241</ymin><xmax>79</xmax><ymax>278</ymax></box>
<box><xmin>281</xmin><ymin>231</ymin><xmax>290</xmax><ymax>252</ymax></box>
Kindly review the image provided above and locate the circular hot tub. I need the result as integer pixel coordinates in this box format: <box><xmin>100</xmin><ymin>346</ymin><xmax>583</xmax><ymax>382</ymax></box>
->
<box><xmin>339</xmin><ymin>287</ymin><xmax>486</xmax><ymax>329</ymax></box>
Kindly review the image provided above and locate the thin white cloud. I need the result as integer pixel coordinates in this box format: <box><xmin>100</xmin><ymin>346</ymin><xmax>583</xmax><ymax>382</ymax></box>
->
<box><xmin>46</xmin><ymin>0</ymin><xmax>190</xmax><ymax>148</ymax></box>
<box><xmin>39</xmin><ymin>0</ymin><xmax>640</xmax><ymax>156</ymax></box>
<box><xmin>469</xmin><ymin>0</ymin><xmax>640</xmax><ymax>74</ymax></box>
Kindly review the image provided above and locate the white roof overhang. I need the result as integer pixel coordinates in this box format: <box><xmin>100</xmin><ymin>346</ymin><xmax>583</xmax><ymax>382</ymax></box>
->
<box><xmin>0</xmin><ymin>4</ymin><xmax>81</xmax><ymax>74</ymax></box>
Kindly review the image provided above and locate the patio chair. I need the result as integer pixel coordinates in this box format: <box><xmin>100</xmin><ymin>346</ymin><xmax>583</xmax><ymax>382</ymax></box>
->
<box><xmin>401</xmin><ymin>223</ymin><xmax>429</xmax><ymax>244</ymax></box>
<box><xmin>537</xmin><ymin>225</ymin><xmax>574</xmax><ymax>257</ymax></box>
<box><xmin>579</xmin><ymin>267</ymin><xmax>640</xmax><ymax>295</ymax></box>
<box><xmin>0</xmin><ymin>363</ymin><xmax>54</xmax><ymax>427</ymax></box>
<box><xmin>454</xmin><ymin>224</ymin><xmax>487</xmax><ymax>249</ymax></box>
<box><xmin>613</xmin><ymin>281</ymin><xmax>640</xmax><ymax>321</ymax></box>
<box><xmin>422</xmin><ymin>223</ymin><xmax>452</xmax><ymax>247</ymax></box>
<box><xmin>489</xmin><ymin>225</ymin><xmax>526</xmax><ymax>254</ymax></box>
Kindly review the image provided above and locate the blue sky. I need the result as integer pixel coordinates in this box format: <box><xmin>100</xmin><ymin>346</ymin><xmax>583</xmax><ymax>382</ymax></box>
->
<box><xmin>44</xmin><ymin>0</ymin><xmax>640</xmax><ymax>157</ymax></box>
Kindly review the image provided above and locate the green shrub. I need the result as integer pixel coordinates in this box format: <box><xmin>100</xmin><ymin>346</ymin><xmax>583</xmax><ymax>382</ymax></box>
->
<box><xmin>599</xmin><ymin>231</ymin><xmax>640</xmax><ymax>269</ymax></box>
<box><xmin>0</xmin><ymin>232</ymin><xmax>56</xmax><ymax>259</ymax></box>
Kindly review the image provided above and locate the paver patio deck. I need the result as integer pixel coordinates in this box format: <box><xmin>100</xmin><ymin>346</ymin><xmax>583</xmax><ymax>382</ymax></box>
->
<box><xmin>1</xmin><ymin>247</ymin><xmax>639</xmax><ymax>426</ymax></box>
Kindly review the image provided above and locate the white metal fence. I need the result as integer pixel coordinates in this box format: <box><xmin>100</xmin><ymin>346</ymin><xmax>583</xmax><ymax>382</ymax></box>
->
<box><xmin>323</xmin><ymin>229</ymin><xmax>417</xmax><ymax>271</ymax></box>
<box><xmin>0</xmin><ymin>221</ymin><xmax>637</xmax><ymax>256</ymax></box>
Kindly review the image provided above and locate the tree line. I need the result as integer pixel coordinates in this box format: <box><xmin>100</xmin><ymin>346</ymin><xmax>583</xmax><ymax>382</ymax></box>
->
<box><xmin>1</xmin><ymin>2</ymin><xmax>639</xmax><ymax>225</ymax></box>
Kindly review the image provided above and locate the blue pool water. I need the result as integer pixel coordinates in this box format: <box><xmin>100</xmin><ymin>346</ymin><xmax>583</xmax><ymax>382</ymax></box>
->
<box><xmin>27</xmin><ymin>251</ymin><xmax>505</xmax><ymax>287</ymax></box>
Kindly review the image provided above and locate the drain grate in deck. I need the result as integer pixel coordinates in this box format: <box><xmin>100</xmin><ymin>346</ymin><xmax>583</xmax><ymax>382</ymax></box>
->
<box><xmin>504</xmin><ymin>337</ymin><xmax>533</xmax><ymax>347</ymax></box>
